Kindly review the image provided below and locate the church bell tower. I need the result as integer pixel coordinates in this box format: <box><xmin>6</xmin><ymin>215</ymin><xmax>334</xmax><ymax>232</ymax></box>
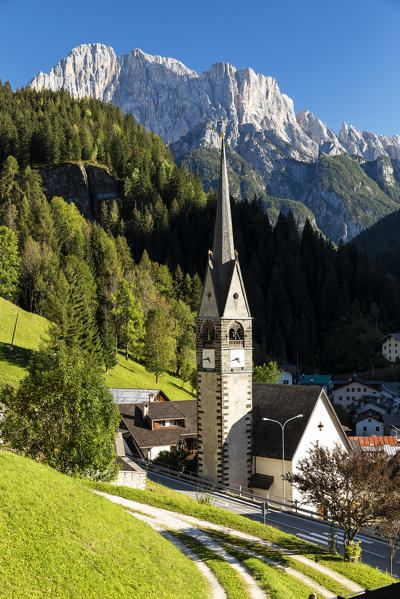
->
<box><xmin>196</xmin><ymin>136</ymin><xmax>252</xmax><ymax>488</ymax></box>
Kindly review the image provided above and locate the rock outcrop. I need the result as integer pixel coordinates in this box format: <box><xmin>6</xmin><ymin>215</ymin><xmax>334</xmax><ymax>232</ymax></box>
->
<box><xmin>39</xmin><ymin>162</ymin><xmax>121</xmax><ymax>219</ymax></box>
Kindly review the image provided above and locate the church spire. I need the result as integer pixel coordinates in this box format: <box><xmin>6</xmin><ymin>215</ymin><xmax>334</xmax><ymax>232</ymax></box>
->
<box><xmin>212</xmin><ymin>136</ymin><xmax>235</xmax><ymax>265</ymax></box>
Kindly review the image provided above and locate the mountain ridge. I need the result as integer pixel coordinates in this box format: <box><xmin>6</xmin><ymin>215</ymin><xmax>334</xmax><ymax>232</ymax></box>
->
<box><xmin>29</xmin><ymin>42</ymin><xmax>400</xmax><ymax>241</ymax></box>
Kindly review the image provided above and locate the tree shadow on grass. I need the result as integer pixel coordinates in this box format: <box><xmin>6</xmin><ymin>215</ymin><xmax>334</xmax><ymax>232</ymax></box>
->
<box><xmin>168</xmin><ymin>380</ymin><xmax>195</xmax><ymax>398</ymax></box>
<box><xmin>0</xmin><ymin>342</ymin><xmax>33</xmax><ymax>369</ymax></box>
<box><xmin>118</xmin><ymin>362</ymin><xmax>138</xmax><ymax>374</ymax></box>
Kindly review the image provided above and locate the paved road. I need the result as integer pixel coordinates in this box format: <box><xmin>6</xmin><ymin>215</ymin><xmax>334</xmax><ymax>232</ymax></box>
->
<box><xmin>148</xmin><ymin>470</ymin><xmax>399</xmax><ymax>577</ymax></box>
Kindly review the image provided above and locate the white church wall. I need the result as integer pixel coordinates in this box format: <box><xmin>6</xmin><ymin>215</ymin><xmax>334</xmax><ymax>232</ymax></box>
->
<box><xmin>291</xmin><ymin>395</ymin><xmax>348</xmax><ymax>507</ymax></box>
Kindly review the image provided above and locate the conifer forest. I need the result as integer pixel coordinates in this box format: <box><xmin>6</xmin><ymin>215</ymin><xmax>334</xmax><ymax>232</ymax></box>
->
<box><xmin>1</xmin><ymin>82</ymin><xmax>400</xmax><ymax>375</ymax></box>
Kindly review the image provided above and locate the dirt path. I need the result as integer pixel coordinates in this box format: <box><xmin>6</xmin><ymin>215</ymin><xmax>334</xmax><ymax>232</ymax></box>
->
<box><xmin>98</xmin><ymin>493</ymin><xmax>267</xmax><ymax>599</ymax></box>
<box><xmin>96</xmin><ymin>491</ymin><xmax>366</xmax><ymax>597</ymax></box>
<box><xmin>95</xmin><ymin>491</ymin><xmax>366</xmax><ymax>596</ymax></box>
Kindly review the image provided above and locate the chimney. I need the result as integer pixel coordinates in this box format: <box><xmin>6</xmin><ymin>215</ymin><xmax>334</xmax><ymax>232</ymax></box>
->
<box><xmin>143</xmin><ymin>404</ymin><xmax>149</xmax><ymax>417</ymax></box>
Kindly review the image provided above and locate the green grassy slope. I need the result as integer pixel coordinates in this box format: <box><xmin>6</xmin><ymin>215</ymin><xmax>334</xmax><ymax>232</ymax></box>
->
<box><xmin>105</xmin><ymin>355</ymin><xmax>195</xmax><ymax>401</ymax></box>
<box><xmin>0</xmin><ymin>297</ymin><xmax>49</xmax><ymax>386</ymax></box>
<box><xmin>0</xmin><ymin>296</ymin><xmax>194</xmax><ymax>400</ymax></box>
<box><xmin>90</xmin><ymin>479</ymin><xmax>395</xmax><ymax>591</ymax></box>
<box><xmin>0</xmin><ymin>451</ymin><xmax>209</xmax><ymax>599</ymax></box>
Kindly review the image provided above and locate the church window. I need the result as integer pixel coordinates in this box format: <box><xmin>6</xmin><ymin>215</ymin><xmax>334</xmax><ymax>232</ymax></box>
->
<box><xmin>229</xmin><ymin>322</ymin><xmax>244</xmax><ymax>347</ymax></box>
<box><xmin>233</xmin><ymin>293</ymin><xmax>239</xmax><ymax>300</ymax></box>
<box><xmin>202</xmin><ymin>321</ymin><xmax>216</xmax><ymax>344</ymax></box>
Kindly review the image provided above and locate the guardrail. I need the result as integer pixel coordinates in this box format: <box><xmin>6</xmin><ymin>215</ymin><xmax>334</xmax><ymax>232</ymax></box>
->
<box><xmin>133</xmin><ymin>456</ymin><xmax>329</xmax><ymax>522</ymax></box>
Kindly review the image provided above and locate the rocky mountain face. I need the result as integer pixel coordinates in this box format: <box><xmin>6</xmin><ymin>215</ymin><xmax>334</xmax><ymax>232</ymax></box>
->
<box><xmin>39</xmin><ymin>163</ymin><xmax>122</xmax><ymax>220</ymax></box>
<box><xmin>29</xmin><ymin>43</ymin><xmax>400</xmax><ymax>242</ymax></box>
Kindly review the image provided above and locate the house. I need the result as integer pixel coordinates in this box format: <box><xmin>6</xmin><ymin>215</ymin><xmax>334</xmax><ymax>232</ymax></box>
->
<box><xmin>110</xmin><ymin>388</ymin><xmax>170</xmax><ymax>404</ymax></box>
<box><xmin>381</xmin><ymin>382</ymin><xmax>400</xmax><ymax>413</ymax></box>
<box><xmin>349</xmin><ymin>435</ymin><xmax>400</xmax><ymax>456</ymax></box>
<box><xmin>330</xmin><ymin>376</ymin><xmax>380</xmax><ymax>412</ymax></box>
<box><xmin>381</xmin><ymin>333</ymin><xmax>400</xmax><ymax>362</ymax></box>
<box><xmin>353</xmin><ymin>396</ymin><xmax>393</xmax><ymax>418</ymax></box>
<box><xmin>354</xmin><ymin>409</ymin><xmax>384</xmax><ymax>436</ymax></box>
<box><xmin>279</xmin><ymin>364</ymin><xmax>297</xmax><ymax>385</ymax></box>
<box><xmin>117</xmin><ymin>400</ymin><xmax>197</xmax><ymax>460</ymax></box>
<box><xmin>299</xmin><ymin>374</ymin><xmax>332</xmax><ymax>394</ymax></box>
<box><xmin>250</xmin><ymin>384</ymin><xmax>350</xmax><ymax>503</ymax></box>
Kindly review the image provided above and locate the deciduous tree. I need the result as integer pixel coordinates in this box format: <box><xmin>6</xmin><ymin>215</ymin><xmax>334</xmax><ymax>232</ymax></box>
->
<box><xmin>144</xmin><ymin>308</ymin><xmax>175</xmax><ymax>383</ymax></box>
<box><xmin>287</xmin><ymin>444</ymin><xmax>400</xmax><ymax>556</ymax></box>
<box><xmin>2</xmin><ymin>338</ymin><xmax>119</xmax><ymax>480</ymax></box>
<box><xmin>253</xmin><ymin>361</ymin><xmax>281</xmax><ymax>384</ymax></box>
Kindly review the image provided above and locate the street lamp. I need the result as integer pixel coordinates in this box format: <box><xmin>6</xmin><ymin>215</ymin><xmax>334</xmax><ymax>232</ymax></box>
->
<box><xmin>262</xmin><ymin>414</ymin><xmax>303</xmax><ymax>504</ymax></box>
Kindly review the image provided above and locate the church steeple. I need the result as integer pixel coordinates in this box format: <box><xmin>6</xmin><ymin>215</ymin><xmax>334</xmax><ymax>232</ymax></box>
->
<box><xmin>212</xmin><ymin>136</ymin><xmax>235</xmax><ymax>265</ymax></box>
<box><xmin>196</xmin><ymin>135</ymin><xmax>253</xmax><ymax>488</ymax></box>
<box><xmin>198</xmin><ymin>137</ymin><xmax>251</xmax><ymax>319</ymax></box>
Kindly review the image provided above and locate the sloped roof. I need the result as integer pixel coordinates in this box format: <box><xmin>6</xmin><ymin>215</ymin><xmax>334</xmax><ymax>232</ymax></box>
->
<box><xmin>332</xmin><ymin>377</ymin><xmax>380</xmax><ymax>391</ymax></box>
<box><xmin>300</xmin><ymin>374</ymin><xmax>331</xmax><ymax>385</ymax></box>
<box><xmin>248</xmin><ymin>473</ymin><xmax>274</xmax><ymax>490</ymax></box>
<box><xmin>381</xmin><ymin>333</ymin><xmax>400</xmax><ymax>342</ymax></box>
<box><xmin>382</xmin><ymin>382</ymin><xmax>400</xmax><ymax>397</ymax></box>
<box><xmin>349</xmin><ymin>435</ymin><xmax>398</xmax><ymax>448</ymax></box>
<box><xmin>147</xmin><ymin>402</ymin><xmax>187</xmax><ymax>421</ymax></box>
<box><xmin>110</xmin><ymin>388</ymin><xmax>168</xmax><ymax>404</ymax></box>
<box><xmin>118</xmin><ymin>401</ymin><xmax>197</xmax><ymax>449</ymax></box>
<box><xmin>354</xmin><ymin>409</ymin><xmax>383</xmax><ymax>424</ymax></box>
<box><xmin>252</xmin><ymin>384</ymin><xmax>323</xmax><ymax>460</ymax></box>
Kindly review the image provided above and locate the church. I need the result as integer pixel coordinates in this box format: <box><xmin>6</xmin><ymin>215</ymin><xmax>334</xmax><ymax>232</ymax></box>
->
<box><xmin>195</xmin><ymin>135</ymin><xmax>350</xmax><ymax>499</ymax></box>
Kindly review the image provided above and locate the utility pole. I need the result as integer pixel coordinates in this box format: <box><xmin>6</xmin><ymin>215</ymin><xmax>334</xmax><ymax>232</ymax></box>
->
<box><xmin>10</xmin><ymin>313</ymin><xmax>19</xmax><ymax>349</ymax></box>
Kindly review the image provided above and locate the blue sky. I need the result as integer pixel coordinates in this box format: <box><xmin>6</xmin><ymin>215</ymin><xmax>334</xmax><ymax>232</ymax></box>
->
<box><xmin>1</xmin><ymin>0</ymin><xmax>399</xmax><ymax>136</ymax></box>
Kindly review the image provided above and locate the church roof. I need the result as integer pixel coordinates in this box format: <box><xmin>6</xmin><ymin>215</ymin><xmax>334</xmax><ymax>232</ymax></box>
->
<box><xmin>212</xmin><ymin>137</ymin><xmax>235</xmax><ymax>266</ymax></box>
<box><xmin>252</xmin><ymin>383</ymin><xmax>348</xmax><ymax>460</ymax></box>
<box><xmin>198</xmin><ymin>137</ymin><xmax>250</xmax><ymax>318</ymax></box>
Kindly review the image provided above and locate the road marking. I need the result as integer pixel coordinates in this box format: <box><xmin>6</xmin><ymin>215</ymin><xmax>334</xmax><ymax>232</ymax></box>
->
<box><xmin>305</xmin><ymin>531</ymin><xmax>374</xmax><ymax>546</ymax></box>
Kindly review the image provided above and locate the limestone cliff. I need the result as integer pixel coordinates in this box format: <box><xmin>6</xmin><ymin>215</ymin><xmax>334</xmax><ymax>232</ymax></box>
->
<box><xmin>29</xmin><ymin>43</ymin><xmax>400</xmax><ymax>241</ymax></box>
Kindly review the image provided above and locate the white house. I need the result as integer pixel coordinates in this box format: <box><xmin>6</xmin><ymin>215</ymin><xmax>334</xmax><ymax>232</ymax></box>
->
<box><xmin>278</xmin><ymin>364</ymin><xmax>297</xmax><ymax>385</ymax></box>
<box><xmin>382</xmin><ymin>333</ymin><xmax>400</xmax><ymax>363</ymax></box>
<box><xmin>250</xmin><ymin>384</ymin><xmax>351</xmax><ymax>504</ymax></box>
<box><xmin>331</xmin><ymin>376</ymin><xmax>380</xmax><ymax>412</ymax></box>
<box><xmin>279</xmin><ymin>368</ymin><xmax>293</xmax><ymax>385</ymax></box>
<box><xmin>353</xmin><ymin>396</ymin><xmax>393</xmax><ymax>418</ymax></box>
<box><xmin>354</xmin><ymin>409</ymin><xmax>384</xmax><ymax>436</ymax></box>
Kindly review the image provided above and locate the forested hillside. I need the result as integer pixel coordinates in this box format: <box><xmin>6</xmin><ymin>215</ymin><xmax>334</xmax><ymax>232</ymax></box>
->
<box><xmin>1</xmin><ymin>83</ymin><xmax>400</xmax><ymax>374</ymax></box>
<box><xmin>353</xmin><ymin>208</ymin><xmax>400</xmax><ymax>283</ymax></box>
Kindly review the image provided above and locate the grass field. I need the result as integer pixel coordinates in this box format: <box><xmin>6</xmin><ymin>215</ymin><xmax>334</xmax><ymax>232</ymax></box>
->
<box><xmin>0</xmin><ymin>296</ymin><xmax>194</xmax><ymax>400</ymax></box>
<box><xmin>174</xmin><ymin>533</ymin><xmax>251</xmax><ymax>599</ymax></box>
<box><xmin>88</xmin><ymin>479</ymin><xmax>395</xmax><ymax>591</ymax></box>
<box><xmin>0</xmin><ymin>297</ymin><xmax>49</xmax><ymax>386</ymax></box>
<box><xmin>105</xmin><ymin>354</ymin><xmax>195</xmax><ymax>401</ymax></box>
<box><xmin>0</xmin><ymin>451</ymin><xmax>209</xmax><ymax>599</ymax></box>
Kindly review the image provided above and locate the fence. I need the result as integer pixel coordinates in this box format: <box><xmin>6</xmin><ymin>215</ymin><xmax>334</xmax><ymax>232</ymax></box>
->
<box><xmin>133</xmin><ymin>456</ymin><xmax>329</xmax><ymax>522</ymax></box>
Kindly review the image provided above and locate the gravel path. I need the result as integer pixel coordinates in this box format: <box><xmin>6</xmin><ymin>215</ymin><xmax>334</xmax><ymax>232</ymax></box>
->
<box><xmin>94</xmin><ymin>491</ymin><xmax>363</xmax><ymax>596</ymax></box>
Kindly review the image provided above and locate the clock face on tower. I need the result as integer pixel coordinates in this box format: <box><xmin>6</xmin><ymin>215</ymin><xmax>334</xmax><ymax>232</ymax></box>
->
<box><xmin>230</xmin><ymin>349</ymin><xmax>245</xmax><ymax>368</ymax></box>
<box><xmin>202</xmin><ymin>348</ymin><xmax>215</xmax><ymax>369</ymax></box>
